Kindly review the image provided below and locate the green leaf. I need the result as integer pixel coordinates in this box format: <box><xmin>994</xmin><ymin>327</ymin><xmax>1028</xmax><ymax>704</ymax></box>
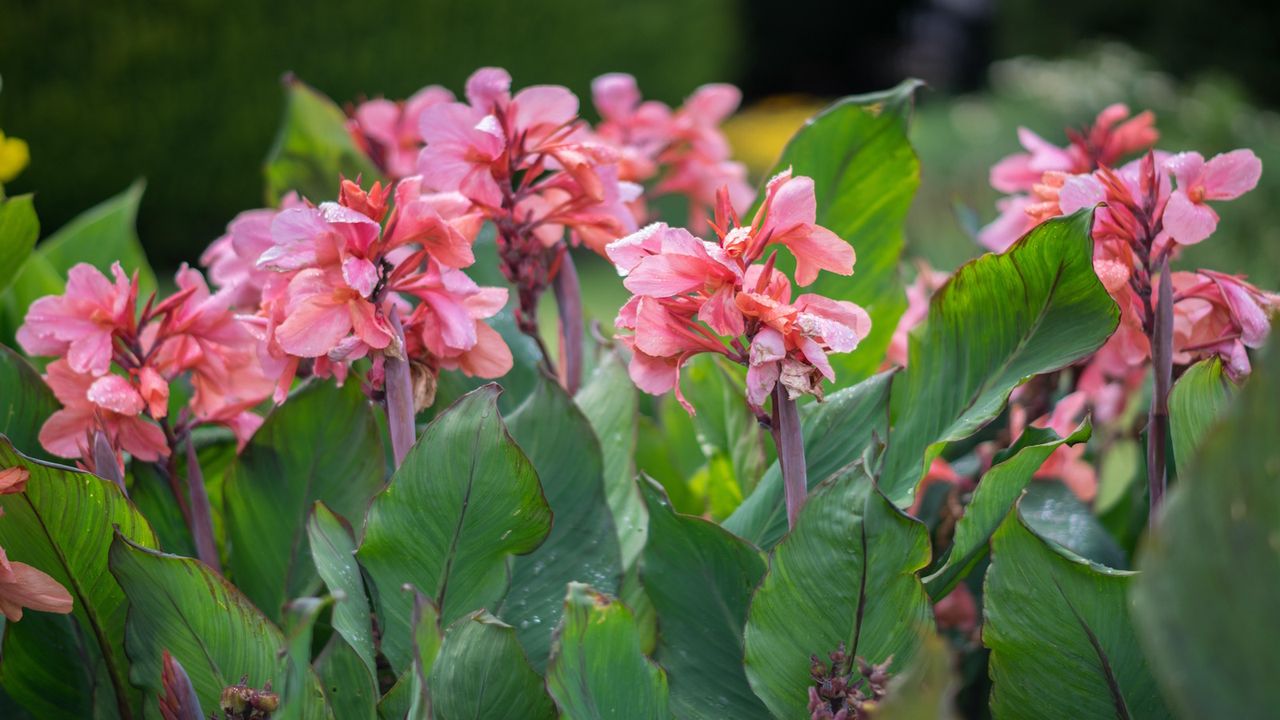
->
<box><xmin>35</xmin><ymin>180</ymin><xmax>156</xmax><ymax>297</ymax></box>
<box><xmin>1168</xmin><ymin>356</ymin><xmax>1236</xmax><ymax>475</ymax></box>
<box><xmin>742</xmin><ymin>467</ymin><xmax>933</xmax><ymax>719</ymax></box>
<box><xmin>925</xmin><ymin>420</ymin><xmax>1092</xmax><ymax>599</ymax></box>
<box><xmin>377</xmin><ymin>590</ymin><xmax>444</xmax><ymax>720</ymax></box>
<box><xmin>499</xmin><ymin>375</ymin><xmax>622</xmax><ymax>669</ymax></box>
<box><xmin>576</xmin><ymin>350</ymin><xmax>646</xmax><ymax>569</ymax></box>
<box><xmin>0</xmin><ymin>439</ymin><xmax>159</xmax><ymax>719</ymax></box>
<box><xmin>1133</xmin><ymin>342</ymin><xmax>1280</xmax><ymax>717</ymax></box>
<box><xmin>0</xmin><ymin>345</ymin><xmax>57</xmax><ymax>459</ymax></box>
<box><xmin>224</xmin><ymin>381</ymin><xmax>385</xmax><ymax>622</ymax></box>
<box><xmin>546</xmin><ymin>583</ymin><xmax>672</xmax><ymax>720</ymax></box>
<box><xmin>0</xmin><ymin>252</ymin><xmax>62</xmax><ymax>347</ymax></box>
<box><xmin>264</xmin><ymin>77</ymin><xmax>381</xmax><ymax>205</ymax></box>
<box><xmin>0</xmin><ymin>613</ymin><xmax>95</xmax><ymax>720</ymax></box>
<box><xmin>108</xmin><ymin>535</ymin><xmax>330</xmax><ymax>718</ymax></box>
<box><xmin>1019</xmin><ymin>480</ymin><xmax>1127</xmax><ymax>569</ymax></box>
<box><xmin>278</xmin><ymin>596</ymin><xmax>336</xmax><ymax>718</ymax></box>
<box><xmin>880</xmin><ymin>210</ymin><xmax>1119</xmax><ymax>507</ymax></box>
<box><xmin>0</xmin><ymin>194</ymin><xmax>38</xmax><ymax>295</ymax></box>
<box><xmin>638</xmin><ymin>479</ymin><xmax>770</xmax><ymax>719</ymax></box>
<box><xmin>679</xmin><ymin>355</ymin><xmax>769</xmax><ymax>509</ymax></box>
<box><xmin>307</xmin><ymin>503</ymin><xmax>376</xmax><ymax>678</ymax></box>
<box><xmin>429</xmin><ymin>611</ymin><xmax>556</xmax><ymax>720</ymax></box>
<box><xmin>724</xmin><ymin>370</ymin><xmax>894</xmax><ymax>550</ymax></box>
<box><xmin>314</xmin><ymin>635</ymin><xmax>376</xmax><ymax>720</ymax></box>
<box><xmin>756</xmin><ymin>80</ymin><xmax>922</xmax><ymax>386</ymax></box>
<box><xmin>357</xmin><ymin>385</ymin><xmax>552</xmax><ymax>672</ymax></box>
<box><xmin>983</xmin><ymin>504</ymin><xmax>1169</xmax><ymax>718</ymax></box>
<box><xmin>875</xmin><ymin>631</ymin><xmax>960</xmax><ymax>720</ymax></box>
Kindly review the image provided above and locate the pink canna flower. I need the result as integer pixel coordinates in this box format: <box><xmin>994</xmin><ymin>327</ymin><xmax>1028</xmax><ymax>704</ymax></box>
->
<box><xmin>1171</xmin><ymin>270</ymin><xmax>1279</xmax><ymax>378</ymax></box>
<box><xmin>349</xmin><ymin>85</ymin><xmax>455</xmax><ymax>179</ymax></box>
<box><xmin>398</xmin><ymin>258</ymin><xmax>515</xmax><ymax>379</ymax></box>
<box><xmin>201</xmin><ymin>193</ymin><xmax>304</xmax><ymax>309</ymax></box>
<box><xmin>1162</xmin><ymin>149</ymin><xmax>1263</xmax><ymax>245</ymax></box>
<box><xmin>38</xmin><ymin>360</ymin><xmax>168</xmax><ymax>462</ymax></box>
<box><xmin>886</xmin><ymin>261</ymin><xmax>951</xmax><ymax>367</ymax></box>
<box><xmin>17</xmin><ymin>262</ymin><xmax>136</xmax><ymax>376</ymax></box>
<box><xmin>0</xmin><ymin>467</ymin><xmax>28</xmax><ymax>495</ymax></box>
<box><xmin>0</xmin><ymin>544</ymin><xmax>74</xmax><ymax>622</ymax></box>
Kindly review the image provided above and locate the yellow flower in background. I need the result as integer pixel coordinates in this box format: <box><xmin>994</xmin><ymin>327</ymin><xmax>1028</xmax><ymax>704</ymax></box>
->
<box><xmin>0</xmin><ymin>130</ymin><xmax>31</xmax><ymax>183</ymax></box>
<box><xmin>722</xmin><ymin>96</ymin><xmax>825</xmax><ymax>179</ymax></box>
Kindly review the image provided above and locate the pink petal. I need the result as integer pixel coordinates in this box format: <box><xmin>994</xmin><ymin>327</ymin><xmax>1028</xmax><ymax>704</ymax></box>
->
<box><xmin>1201</xmin><ymin>149</ymin><xmax>1262</xmax><ymax>201</ymax></box>
<box><xmin>87</xmin><ymin>375</ymin><xmax>145</xmax><ymax>416</ymax></box>
<box><xmin>66</xmin><ymin>330</ymin><xmax>114</xmax><ymax>377</ymax></box>
<box><xmin>348</xmin><ymin>300</ymin><xmax>393</xmax><ymax>351</ymax></box>
<box><xmin>112</xmin><ymin>416</ymin><xmax>169</xmax><ymax>462</ymax></box>
<box><xmin>990</xmin><ymin>154</ymin><xmax>1039</xmax><ymax>194</ymax></box>
<box><xmin>683</xmin><ymin>84</ymin><xmax>741</xmax><ymax>124</ymax></box>
<box><xmin>1163</xmin><ymin>191</ymin><xmax>1219</xmax><ymax>245</ymax></box>
<box><xmin>1163</xmin><ymin>151</ymin><xmax>1205</xmax><ymax>191</ymax></box>
<box><xmin>1058</xmin><ymin>174</ymin><xmax>1107</xmax><ymax>215</ymax></box>
<box><xmin>698</xmin><ymin>284</ymin><xmax>745</xmax><ymax>337</ymax></box>
<box><xmin>624</xmin><ymin>254</ymin><xmax>720</xmax><ymax>297</ymax></box>
<box><xmin>456</xmin><ymin>322</ymin><xmax>514</xmax><ymax>378</ymax></box>
<box><xmin>465</xmin><ymin>67</ymin><xmax>512</xmax><ymax>109</ymax></box>
<box><xmin>0</xmin><ymin>561</ymin><xmax>75</xmax><ymax>621</ymax></box>
<box><xmin>627</xmin><ymin>349</ymin><xmax>678</xmax><ymax>397</ymax></box>
<box><xmin>592</xmin><ymin>73</ymin><xmax>640</xmax><ymax>122</ymax></box>
<box><xmin>342</xmin><ymin>257</ymin><xmax>379</xmax><ymax>298</ymax></box>
<box><xmin>777</xmin><ymin>225</ymin><xmax>854</xmax><ymax>287</ymax></box>
<box><xmin>276</xmin><ymin>297</ymin><xmax>352</xmax><ymax>357</ymax></box>
<box><xmin>512</xmin><ymin>86</ymin><xmax>579</xmax><ymax>133</ymax></box>
<box><xmin>745</xmin><ymin>359</ymin><xmax>780</xmax><ymax>407</ymax></box>
<box><xmin>0</xmin><ymin>467</ymin><xmax>29</xmax><ymax>495</ymax></box>
<box><xmin>38</xmin><ymin>408</ymin><xmax>95</xmax><ymax>459</ymax></box>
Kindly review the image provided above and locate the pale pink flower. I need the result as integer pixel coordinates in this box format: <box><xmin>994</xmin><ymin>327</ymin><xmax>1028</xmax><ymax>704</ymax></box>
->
<box><xmin>0</xmin><ymin>545</ymin><xmax>74</xmax><ymax>622</ymax></box>
<box><xmin>349</xmin><ymin>85</ymin><xmax>455</xmax><ymax>178</ymax></box>
<box><xmin>17</xmin><ymin>262</ymin><xmax>136</xmax><ymax>376</ymax></box>
<box><xmin>201</xmin><ymin>193</ymin><xmax>303</xmax><ymax>309</ymax></box>
<box><xmin>398</xmin><ymin>259</ymin><xmax>514</xmax><ymax>379</ymax></box>
<box><xmin>886</xmin><ymin>262</ymin><xmax>951</xmax><ymax>367</ymax></box>
<box><xmin>384</xmin><ymin>177</ymin><xmax>483</xmax><ymax>269</ymax></box>
<box><xmin>1171</xmin><ymin>270</ymin><xmax>1278</xmax><ymax>378</ymax></box>
<box><xmin>1163</xmin><ymin>150</ymin><xmax>1262</xmax><ymax>245</ymax></box>
<box><xmin>417</xmin><ymin>102</ymin><xmax>507</xmax><ymax>207</ymax></box>
<box><xmin>38</xmin><ymin>360</ymin><xmax>168</xmax><ymax>462</ymax></box>
<box><xmin>749</xmin><ymin>170</ymin><xmax>854</xmax><ymax>286</ymax></box>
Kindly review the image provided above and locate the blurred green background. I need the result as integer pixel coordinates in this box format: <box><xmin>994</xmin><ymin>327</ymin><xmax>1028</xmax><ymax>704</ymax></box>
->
<box><xmin>1</xmin><ymin>0</ymin><xmax>1277</xmax><ymax>286</ymax></box>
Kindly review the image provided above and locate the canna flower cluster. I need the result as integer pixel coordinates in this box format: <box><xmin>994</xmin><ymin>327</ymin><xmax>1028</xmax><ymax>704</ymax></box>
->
<box><xmin>202</xmin><ymin>177</ymin><xmax>512</xmax><ymax>405</ymax></box>
<box><xmin>607</xmin><ymin>170</ymin><xmax>868</xmax><ymax>413</ymax></box>
<box><xmin>591</xmin><ymin>73</ymin><xmax>754</xmax><ymax>232</ymax></box>
<box><xmin>18</xmin><ymin>262</ymin><xmax>272</xmax><ymax>467</ymax></box>
<box><xmin>0</xmin><ymin>468</ymin><xmax>74</xmax><ymax>622</ymax></box>
<box><xmin>348</xmin><ymin>84</ymin><xmax>455</xmax><ymax>180</ymax></box>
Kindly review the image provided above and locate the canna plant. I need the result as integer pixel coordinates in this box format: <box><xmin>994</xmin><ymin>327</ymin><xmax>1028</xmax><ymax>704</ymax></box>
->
<box><xmin>0</xmin><ymin>68</ymin><xmax>1276</xmax><ymax>720</ymax></box>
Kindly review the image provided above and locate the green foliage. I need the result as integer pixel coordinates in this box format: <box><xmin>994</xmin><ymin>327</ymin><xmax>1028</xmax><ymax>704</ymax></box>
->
<box><xmin>357</xmin><ymin>385</ymin><xmax>552</xmax><ymax>672</ymax></box>
<box><xmin>1167</xmin><ymin>357</ymin><xmax>1236</xmax><ymax>476</ymax></box>
<box><xmin>880</xmin><ymin>210</ymin><xmax>1119</xmax><ymax>507</ymax></box>
<box><xmin>756</xmin><ymin>80</ymin><xmax>921</xmax><ymax>387</ymax></box>
<box><xmin>546</xmin><ymin>583</ymin><xmax>672</xmax><ymax>719</ymax></box>
<box><xmin>0</xmin><ymin>346</ymin><xmax>57</xmax><ymax>460</ymax></box>
<box><xmin>223</xmin><ymin>381</ymin><xmax>385</xmax><ymax>622</ymax></box>
<box><xmin>0</xmin><ymin>194</ymin><xmax>37</xmax><ymax>295</ymax></box>
<box><xmin>983</xmin><ymin>505</ymin><xmax>1169</xmax><ymax>718</ymax></box>
<box><xmin>264</xmin><ymin>78</ymin><xmax>380</xmax><ymax>205</ymax></box>
<box><xmin>0</xmin><ymin>439</ymin><xmax>158</xmax><ymax>719</ymax></box>
<box><xmin>1134</xmin><ymin>342</ymin><xmax>1280</xmax><ymax>717</ymax></box>
<box><xmin>429</xmin><ymin>612</ymin><xmax>556</xmax><ymax>720</ymax></box>
<box><xmin>743</xmin><ymin>467</ymin><xmax>934</xmax><ymax>719</ymax></box>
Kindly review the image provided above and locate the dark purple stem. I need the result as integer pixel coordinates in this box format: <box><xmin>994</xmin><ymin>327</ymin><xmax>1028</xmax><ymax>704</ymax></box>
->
<box><xmin>770</xmin><ymin>385</ymin><xmax>808</xmax><ymax>530</ymax></box>
<box><xmin>185</xmin><ymin>436</ymin><xmax>221</xmax><ymax>573</ymax></box>
<box><xmin>552</xmin><ymin>247</ymin><xmax>584</xmax><ymax>395</ymax></box>
<box><xmin>384</xmin><ymin>308</ymin><xmax>416</xmax><ymax>468</ymax></box>
<box><xmin>92</xmin><ymin>431</ymin><xmax>127</xmax><ymax>496</ymax></box>
<box><xmin>1147</xmin><ymin>255</ymin><xmax>1173</xmax><ymax>525</ymax></box>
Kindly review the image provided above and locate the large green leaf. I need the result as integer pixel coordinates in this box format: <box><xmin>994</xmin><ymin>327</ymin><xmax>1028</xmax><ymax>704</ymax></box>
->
<box><xmin>307</xmin><ymin>503</ymin><xmax>376</xmax><ymax>678</ymax></box>
<box><xmin>429</xmin><ymin>611</ymin><xmax>556</xmax><ymax>720</ymax></box>
<box><xmin>983</xmin><ymin>505</ymin><xmax>1168</xmax><ymax>718</ymax></box>
<box><xmin>0</xmin><ymin>439</ymin><xmax>158</xmax><ymax>719</ymax></box>
<box><xmin>498</xmin><ymin>375</ymin><xmax>622</xmax><ymax>669</ymax></box>
<box><xmin>1133</xmin><ymin>342</ymin><xmax>1280</xmax><ymax>717</ymax></box>
<box><xmin>756</xmin><ymin>80</ymin><xmax>922</xmax><ymax>386</ymax></box>
<box><xmin>314</xmin><ymin>634</ymin><xmax>376</xmax><ymax>720</ymax></box>
<box><xmin>742</xmin><ymin>467</ymin><xmax>933</xmax><ymax>719</ymax></box>
<box><xmin>724</xmin><ymin>370</ymin><xmax>893</xmax><ymax>549</ymax></box>
<box><xmin>358</xmin><ymin>385</ymin><xmax>552</xmax><ymax>672</ymax></box>
<box><xmin>546</xmin><ymin>583</ymin><xmax>671</xmax><ymax>720</ymax></box>
<box><xmin>638</xmin><ymin>479</ymin><xmax>769</xmax><ymax>719</ymax></box>
<box><xmin>264</xmin><ymin>77</ymin><xmax>381</xmax><ymax>205</ymax></box>
<box><xmin>880</xmin><ymin>210</ymin><xmax>1119</xmax><ymax>507</ymax></box>
<box><xmin>108</xmin><ymin>535</ymin><xmax>329</xmax><ymax>718</ymax></box>
<box><xmin>1</xmin><ymin>183</ymin><xmax>156</xmax><ymax>344</ymax></box>
<box><xmin>678</xmin><ymin>355</ymin><xmax>769</xmax><ymax>514</ymax></box>
<box><xmin>576</xmin><ymin>350</ymin><xmax>646</xmax><ymax>568</ymax></box>
<box><xmin>1167</xmin><ymin>357</ymin><xmax>1236</xmax><ymax>477</ymax></box>
<box><xmin>875</xmin><ymin>632</ymin><xmax>960</xmax><ymax>720</ymax></box>
<box><xmin>224</xmin><ymin>381</ymin><xmax>385</xmax><ymax>622</ymax></box>
<box><xmin>0</xmin><ymin>194</ymin><xmax>37</xmax><ymax>295</ymax></box>
<box><xmin>925</xmin><ymin>421</ymin><xmax>1091</xmax><ymax>599</ymax></box>
<box><xmin>1019</xmin><ymin>480</ymin><xmax>1127</xmax><ymax>569</ymax></box>
<box><xmin>0</xmin><ymin>345</ymin><xmax>57</xmax><ymax>459</ymax></box>
<box><xmin>278</xmin><ymin>596</ymin><xmax>335</xmax><ymax>718</ymax></box>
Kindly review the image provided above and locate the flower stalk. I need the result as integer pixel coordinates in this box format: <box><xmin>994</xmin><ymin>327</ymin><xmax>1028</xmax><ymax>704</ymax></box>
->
<box><xmin>771</xmin><ymin>385</ymin><xmax>808</xmax><ymax>530</ymax></box>
<box><xmin>1147</xmin><ymin>254</ymin><xmax>1173</xmax><ymax>522</ymax></box>
<box><xmin>551</xmin><ymin>247</ymin><xmax>585</xmax><ymax>394</ymax></box>
<box><xmin>185</xmin><ymin>436</ymin><xmax>221</xmax><ymax>573</ymax></box>
<box><xmin>384</xmin><ymin>308</ymin><xmax>416</xmax><ymax>468</ymax></box>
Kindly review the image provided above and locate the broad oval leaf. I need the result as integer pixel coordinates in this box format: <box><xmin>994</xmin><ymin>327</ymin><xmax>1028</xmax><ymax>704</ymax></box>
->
<box><xmin>224</xmin><ymin>381</ymin><xmax>385</xmax><ymax>622</ymax></box>
<box><xmin>357</xmin><ymin>385</ymin><xmax>552</xmax><ymax>672</ymax></box>
<box><xmin>314</xmin><ymin>634</ymin><xmax>376</xmax><ymax>720</ymax></box>
<box><xmin>576</xmin><ymin>350</ymin><xmax>645</xmax><ymax>568</ymax></box>
<box><xmin>0</xmin><ymin>345</ymin><xmax>57</xmax><ymax>460</ymax></box>
<box><xmin>880</xmin><ymin>210</ymin><xmax>1119</xmax><ymax>506</ymax></box>
<box><xmin>0</xmin><ymin>194</ymin><xmax>38</xmax><ymax>295</ymax></box>
<box><xmin>108</xmin><ymin>534</ymin><xmax>330</xmax><ymax>718</ymax></box>
<box><xmin>546</xmin><ymin>583</ymin><xmax>671</xmax><ymax>720</ymax></box>
<box><xmin>498</xmin><ymin>375</ymin><xmax>622</xmax><ymax>669</ymax></box>
<box><xmin>1167</xmin><ymin>356</ymin><xmax>1236</xmax><ymax>477</ymax></box>
<box><xmin>983</xmin><ymin>504</ymin><xmax>1169</xmax><ymax>718</ymax></box>
<box><xmin>743</xmin><ymin>467</ymin><xmax>933</xmax><ymax>719</ymax></box>
<box><xmin>925</xmin><ymin>420</ymin><xmax>1091</xmax><ymax>599</ymax></box>
<box><xmin>0</xmin><ymin>438</ymin><xmax>158</xmax><ymax>719</ymax></box>
<box><xmin>724</xmin><ymin>370</ymin><xmax>894</xmax><ymax>550</ymax></box>
<box><xmin>307</xmin><ymin>502</ymin><xmax>376</xmax><ymax>678</ymax></box>
<box><xmin>264</xmin><ymin>77</ymin><xmax>381</xmax><ymax>205</ymax></box>
<box><xmin>639</xmin><ymin>479</ymin><xmax>770</xmax><ymax>719</ymax></box>
<box><xmin>1134</xmin><ymin>342</ymin><xmax>1280</xmax><ymax>717</ymax></box>
<box><xmin>429</xmin><ymin>611</ymin><xmax>556</xmax><ymax>720</ymax></box>
<box><xmin>756</xmin><ymin>80</ymin><xmax>922</xmax><ymax>386</ymax></box>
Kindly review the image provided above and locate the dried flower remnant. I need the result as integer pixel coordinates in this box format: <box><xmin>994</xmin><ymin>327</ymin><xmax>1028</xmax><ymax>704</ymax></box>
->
<box><xmin>219</xmin><ymin>676</ymin><xmax>279</xmax><ymax>719</ymax></box>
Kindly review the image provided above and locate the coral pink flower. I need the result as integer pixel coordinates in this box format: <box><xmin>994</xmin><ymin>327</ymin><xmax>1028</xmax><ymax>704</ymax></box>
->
<box><xmin>1171</xmin><ymin>270</ymin><xmax>1279</xmax><ymax>378</ymax></box>
<box><xmin>740</xmin><ymin>170</ymin><xmax>855</xmax><ymax>287</ymax></box>
<box><xmin>349</xmin><ymin>85</ymin><xmax>455</xmax><ymax>179</ymax></box>
<box><xmin>1163</xmin><ymin>150</ymin><xmax>1263</xmax><ymax>245</ymax></box>
<box><xmin>201</xmin><ymin>193</ymin><xmax>304</xmax><ymax>309</ymax></box>
<box><xmin>38</xmin><ymin>360</ymin><xmax>168</xmax><ymax>462</ymax></box>
<box><xmin>417</xmin><ymin>102</ymin><xmax>507</xmax><ymax>207</ymax></box>
<box><xmin>0</xmin><ymin>545</ymin><xmax>74</xmax><ymax>622</ymax></box>
<box><xmin>398</xmin><ymin>259</ymin><xmax>514</xmax><ymax>378</ymax></box>
<box><xmin>383</xmin><ymin>177</ymin><xmax>483</xmax><ymax>269</ymax></box>
<box><xmin>17</xmin><ymin>262</ymin><xmax>136</xmax><ymax>376</ymax></box>
<box><xmin>0</xmin><ymin>467</ymin><xmax>28</xmax><ymax>494</ymax></box>
<box><xmin>989</xmin><ymin>127</ymin><xmax>1078</xmax><ymax>195</ymax></box>
<box><xmin>886</xmin><ymin>262</ymin><xmax>951</xmax><ymax>367</ymax></box>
